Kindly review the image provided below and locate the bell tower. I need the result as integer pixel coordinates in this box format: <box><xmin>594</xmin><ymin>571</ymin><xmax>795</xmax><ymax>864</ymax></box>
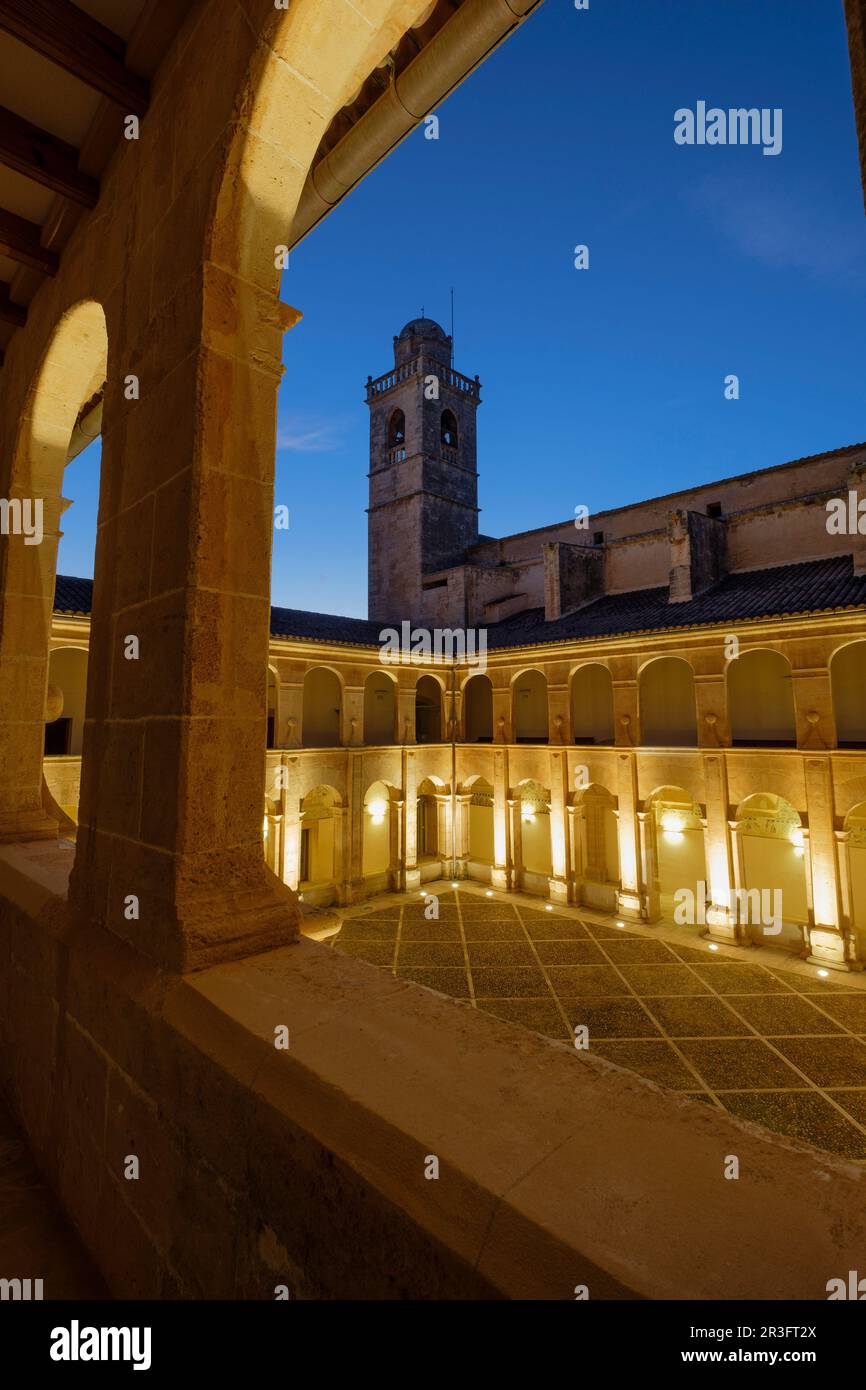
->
<box><xmin>366</xmin><ymin>317</ymin><xmax>482</xmax><ymax>621</ymax></box>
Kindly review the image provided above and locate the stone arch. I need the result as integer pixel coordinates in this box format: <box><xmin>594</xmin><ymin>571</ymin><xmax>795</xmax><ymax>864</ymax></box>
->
<box><xmin>416</xmin><ymin>775</ymin><xmax>446</xmax><ymax>860</ymax></box>
<box><xmin>299</xmin><ymin>783</ymin><xmax>341</xmax><ymax>903</ymax></box>
<box><xmin>364</xmin><ymin>669</ymin><xmax>397</xmax><ymax>744</ymax></box>
<box><xmin>644</xmin><ymin>784</ymin><xmax>707</xmax><ymax>921</ymax></box>
<box><xmin>512</xmin><ymin>669</ymin><xmax>549</xmax><ymax>743</ymax></box>
<box><xmin>266</xmin><ymin>665</ymin><xmax>279</xmax><ymax>749</ymax></box>
<box><xmin>302</xmin><ymin>666</ymin><xmax>343</xmax><ymax>747</ymax></box>
<box><xmin>463</xmin><ymin>672</ymin><xmax>493</xmax><ymax>742</ymax></box>
<box><xmin>363</xmin><ymin>778</ymin><xmax>398</xmax><ymax>884</ymax></box>
<box><xmin>0</xmin><ymin>298</ymin><xmax>107</xmax><ymax>841</ymax></box>
<box><xmin>461</xmin><ymin>774</ymin><xmax>494</xmax><ymax>877</ymax></box>
<box><xmin>514</xmin><ymin>777</ymin><xmax>552</xmax><ymax>891</ymax></box>
<box><xmin>45</xmin><ymin>646</ymin><xmax>89</xmax><ymax>758</ymax></box>
<box><xmin>639</xmin><ymin>657</ymin><xmax>697</xmax><ymax>746</ymax></box>
<box><xmin>440</xmin><ymin>408</ymin><xmax>458</xmax><ymax>448</ymax></box>
<box><xmin>571</xmin><ymin>782</ymin><xmax>620</xmax><ymax>908</ymax></box>
<box><xmin>734</xmin><ymin>792</ymin><xmax>808</xmax><ymax>950</ymax></box>
<box><xmin>415</xmin><ymin>673</ymin><xmax>443</xmax><ymax>742</ymax></box>
<box><xmin>570</xmin><ymin>663</ymin><xmax>614</xmax><ymax>744</ymax></box>
<box><xmin>831</xmin><ymin>639</ymin><xmax>866</xmax><ymax>747</ymax></box>
<box><xmin>727</xmin><ymin>648</ymin><xmax>795</xmax><ymax>745</ymax></box>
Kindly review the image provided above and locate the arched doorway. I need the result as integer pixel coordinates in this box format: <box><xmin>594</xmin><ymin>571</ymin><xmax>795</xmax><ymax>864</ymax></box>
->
<box><xmin>463</xmin><ymin>776</ymin><xmax>494</xmax><ymax>882</ymax></box>
<box><xmin>571</xmin><ymin>664</ymin><xmax>614</xmax><ymax>744</ymax></box>
<box><xmin>463</xmin><ymin>673</ymin><xmax>493</xmax><ymax>741</ymax></box>
<box><xmin>734</xmin><ymin>793</ymin><xmax>809</xmax><ymax>951</ymax></box>
<box><xmin>415</xmin><ymin>674</ymin><xmax>442</xmax><ymax>742</ymax></box>
<box><xmin>646</xmin><ymin>785</ymin><xmax>707</xmax><ymax>923</ymax></box>
<box><xmin>512</xmin><ymin>670</ymin><xmax>549</xmax><ymax>743</ymax></box>
<box><xmin>416</xmin><ymin>776</ymin><xmax>447</xmax><ymax>878</ymax></box>
<box><xmin>572</xmin><ymin>783</ymin><xmax>620</xmax><ymax>910</ymax></box>
<box><xmin>302</xmin><ymin>667</ymin><xmax>342</xmax><ymax>746</ymax></box>
<box><xmin>299</xmin><ymin>785</ymin><xmax>340</xmax><ymax>906</ymax></box>
<box><xmin>364</xmin><ymin>670</ymin><xmax>396</xmax><ymax>744</ymax></box>
<box><xmin>515</xmin><ymin>779</ymin><xmax>552</xmax><ymax>894</ymax></box>
<box><xmin>728</xmin><ymin>649</ymin><xmax>795</xmax><ymax>745</ymax></box>
<box><xmin>639</xmin><ymin>657</ymin><xmax>697</xmax><ymax>746</ymax></box>
<box><xmin>363</xmin><ymin>780</ymin><xmax>394</xmax><ymax>892</ymax></box>
<box><xmin>832</xmin><ymin>641</ymin><xmax>866</xmax><ymax>746</ymax></box>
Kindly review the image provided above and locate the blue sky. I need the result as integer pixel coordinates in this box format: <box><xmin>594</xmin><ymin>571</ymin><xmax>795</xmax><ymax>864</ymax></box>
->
<box><xmin>60</xmin><ymin>0</ymin><xmax>866</xmax><ymax>617</ymax></box>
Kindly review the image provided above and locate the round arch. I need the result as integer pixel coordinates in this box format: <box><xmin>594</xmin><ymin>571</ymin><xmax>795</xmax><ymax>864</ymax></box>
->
<box><xmin>734</xmin><ymin>792</ymin><xmax>808</xmax><ymax>950</ymax></box>
<box><xmin>639</xmin><ymin>657</ymin><xmax>697</xmax><ymax>746</ymax></box>
<box><xmin>302</xmin><ymin>666</ymin><xmax>343</xmax><ymax>747</ymax></box>
<box><xmin>644</xmin><ymin>785</ymin><xmax>707</xmax><ymax>921</ymax></box>
<box><xmin>415</xmin><ymin>673</ymin><xmax>443</xmax><ymax>742</ymax></box>
<box><xmin>831</xmin><ymin>640</ymin><xmax>866</xmax><ymax>747</ymax></box>
<box><xmin>463</xmin><ymin>671</ymin><xmax>493</xmax><ymax>742</ymax></box>
<box><xmin>512</xmin><ymin>668</ymin><xmax>549</xmax><ymax>743</ymax></box>
<box><xmin>570</xmin><ymin>663</ymin><xmax>614</xmax><ymax>744</ymax></box>
<box><xmin>727</xmin><ymin>648</ymin><xmax>795</xmax><ymax>745</ymax></box>
<box><xmin>364</xmin><ymin>669</ymin><xmax>397</xmax><ymax>744</ymax></box>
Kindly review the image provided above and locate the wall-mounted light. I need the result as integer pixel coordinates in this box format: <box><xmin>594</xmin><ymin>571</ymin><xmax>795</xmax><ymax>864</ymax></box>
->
<box><xmin>661</xmin><ymin>810</ymin><xmax>684</xmax><ymax>845</ymax></box>
<box><xmin>521</xmin><ymin>804</ymin><xmax>536</xmax><ymax>824</ymax></box>
<box><xmin>367</xmin><ymin>797</ymin><xmax>387</xmax><ymax>827</ymax></box>
<box><xmin>262</xmin><ymin>816</ymin><xmax>269</xmax><ymax>840</ymax></box>
<box><xmin>789</xmin><ymin>826</ymin><xmax>805</xmax><ymax>857</ymax></box>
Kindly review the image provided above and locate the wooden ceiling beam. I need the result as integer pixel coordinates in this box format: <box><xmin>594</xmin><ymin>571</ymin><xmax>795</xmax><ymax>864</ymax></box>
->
<box><xmin>0</xmin><ymin>282</ymin><xmax>26</xmax><ymax>326</ymax></box>
<box><xmin>0</xmin><ymin>0</ymin><xmax>150</xmax><ymax>116</ymax></box>
<box><xmin>0</xmin><ymin>104</ymin><xmax>98</xmax><ymax>207</ymax></box>
<box><xmin>0</xmin><ymin>206</ymin><xmax>58</xmax><ymax>275</ymax></box>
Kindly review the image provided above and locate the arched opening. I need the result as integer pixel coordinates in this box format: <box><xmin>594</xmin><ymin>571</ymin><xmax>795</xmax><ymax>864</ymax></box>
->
<box><xmin>728</xmin><ymin>649</ymin><xmax>795</xmax><ymax>746</ymax></box>
<box><xmin>572</xmin><ymin>783</ymin><xmax>620</xmax><ymax>910</ymax></box>
<box><xmin>0</xmin><ymin>299</ymin><xmax>107</xmax><ymax>843</ymax></box>
<box><xmin>639</xmin><ymin>657</ymin><xmax>697</xmax><ymax>746</ymax></box>
<box><xmin>463</xmin><ymin>673</ymin><xmax>493</xmax><ymax>741</ymax></box>
<box><xmin>516</xmin><ymin>778</ymin><xmax>552</xmax><ymax>894</ymax></box>
<box><xmin>44</xmin><ymin>647</ymin><xmax>88</xmax><ymax>757</ymax></box>
<box><xmin>571</xmin><ymin>664</ymin><xmax>614</xmax><ymax>744</ymax></box>
<box><xmin>512</xmin><ymin>669</ymin><xmax>549</xmax><ymax>743</ymax></box>
<box><xmin>388</xmin><ymin>408</ymin><xmax>405</xmax><ymax>446</ymax></box>
<box><xmin>416</xmin><ymin>776</ymin><xmax>444</xmax><ymax>867</ymax></box>
<box><xmin>843</xmin><ymin>802</ymin><xmax>866</xmax><ymax>961</ymax></box>
<box><xmin>464</xmin><ymin>775</ymin><xmax>494</xmax><ymax>881</ymax></box>
<box><xmin>299</xmin><ymin>785</ymin><xmax>340</xmax><ymax>906</ymax></box>
<box><xmin>734</xmin><ymin>793</ymin><xmax>809</xmax><ymax>951</ymax></box>
<box><xmin>302</xmin><ymin>667</ymin><xmax>342</xmax><ymax>747</ymax></box>
<box><xmin>364</xmin><ymin>670</ymin><xmax>396</xmax><ymax>744</ymax></box>
<box><xmin>415</xmin><ymin>674</ymin><xmax>442</xmax><ymax>742</ymax></box>
<box><xmin>440</xmin><ymin>408</ymin><xmax>458</xmax><ymax>449</ymax></box>
<box><xmin>646</xmin><ymin>786</ymin><xmax>707</xmax><ymax>921</ymax></box>
<box><xmin>832</xmin><ymin>641</ymin><xmax>866</xmax><ymax>747</ymax></box>
<box><xmin>363</xmin><ymin>780</ymin><xmax>393</xmax><ymax>888</ymax></box>
<box><xmin>266</xmin><ymin>667</ymin><xmax>279</xmax><ymax>749</ymax></box>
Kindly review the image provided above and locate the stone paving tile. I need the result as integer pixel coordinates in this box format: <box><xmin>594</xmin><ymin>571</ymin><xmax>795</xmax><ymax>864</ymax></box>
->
<box><xmin>584</xmin><ymin>923</ymin><xmax>642</xmax><ymax>940</ymax></box>
<box><xmin>645</xmin><ymin>995</ymin><xmax>751</xmax><ymax>1038</ymax></box>
<box><xmin>532</xmin><ymin>939</ymin><xmax>607</xmax><ymax>965</ymax></box>
<box><xmin>771</xmin><ymin>1037</ymin><xmax>866</xmax><ymax>1088</ymax></box>
<box><xmin>728</xmin><ymin>993</ymin><xmax>844</xmax><ymax>1037</ymax></box>
<box><xmin>808</xmin><ymin>994</ymin><xmax>866</xmax><ymax>1029</ymax></box>
<box><xmin>597</xmin><ymin>939</ymin><xmax>680</xmax><ymax>963</ymax></box>
<box><xmin>520</xmin><ymin>918</ymin><xmax>591</xmax><ymax>940</ymax></box>
<box><xmin>766</xmin><ymin>968</ymin><xmax>859</xmax><ymax>994</ymax></box>
<box><xmin>396</xmin><ymin>941</ymin><xmax>465</xmax><ymax>967</ymax></box>
<box><xmin>720</xmin><ymin>1092</ymin><xmax>866</xmax><ymax>1160</ymax></box>
<box><xmin>676</xmin><ymin>1038</ymin><xmax>805</xmax><ymax>1090</ymax></box>
<box><xmin>462</xmin><ymin>903</ymin><xmax>519</xmax><ymax>920</ymax></box>
<box><xmin>689</xmin><ymin>963</ymin><xmax>795</xmax><ymax>995</ymax></box>
<box><xmin>395</xmin><ymin>966</ymin><xmax>471</xmax><ymax>998</ymax></box>
<box><xmin>588</xmin><ymin>1040</ymin><xmax>700</xmax><ymax>1090</ymax></box>
<box><xmin>668</xmin><ymin>943</ymin><xmax>725</xmax><ymax>963</ymax></box>
<box><xmin>333</xmin><ymin>939</ymin><xmax>395</xmax><ymax>966</ymax></box>
<box><xmin>466</xmin><ymin>939</ymin><xmax>537</xmax><ymax>967</ymax></box>
<box><xmin>545</xmin><ymin>965</ymin><xmax>631</xmax><ymax>998</ymax></box>
<box><xmin>476</xmin><ymin>997</ymin><xmax>569</xmax><ymax>1039</ymax></box>
<box><xmin>400</xmin><ymin>918</ymin><xmax>461</xmax><ymax>941</ymax></box>
<box><xmin>471</xmin><ymin>967</ymin><xmax>552</xmax><ymax>998</ymax></box>
<box><xmin>561</xmin><ymin>997</ymin><xmax>661</xmax><ymax>1039</ymax></box>
<box><xmin>337</xmin><ymin>918</ymin><xmax>398</xmax><ymax>941</ymax></box>
<box><xmin>616</xmin><ymin>963</ymin><xmax>706</xmax><ymax>996</ymax></box>
<box><xmin>826</xmin><ymin>1090</ymin><xmax>866</xmax><ymax>1126</ymax></box>
<box><xmin>461</xmin><ymin>919</ymin><xmax>527</xmax><ymax>941</ymax></box>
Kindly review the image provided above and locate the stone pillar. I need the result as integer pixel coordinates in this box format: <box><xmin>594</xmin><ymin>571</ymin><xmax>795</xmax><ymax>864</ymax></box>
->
<box><xmin>403</xmin><ymin>749</ymin><xmax>420</xmax><ymax>892</ymax></box>
<box><xmin>347</xmin><ymin>753</ymin><xmax>365</xmax><ymax>900</ymax></box>
<box><xmin>492</xmin><ymin>685</ymin><xmax>511</xmax><ymax>744</ymax></box>
<box><xmin>67</xmin><ymin>280</ymin><xmax>303</xmax><ymax>971</ymax></box>
<box><xmin>491</xmin><ymin>747</ymin><xmax>510</xmax><ymax>890</ymax></box>
<box><xmin>508</xmin><ymin>796</ymin><xmax>522</xmax><ymax>892</ymax></box>
<box><xmin>569</xmin><ymin>802</ymin><xmax>583</xmax><ymax>902</ymax></box>
<box><xmin>702</xmin><ymin>753</ymin><xmax>738</xmax><ymax>945</ymax></box>
<box><xmin>280</xmin><ymin>756</ymin><xmax>301</xmax><ymax>893</ymax></box>
<box><xmin>344</xmin><ymin>685</ymin><xmax>364</xmax><ymax>746</ymax></box>
<box><xmin>614</xmin><ymin>751</ymin><xmax>642</xmax><ymax>919</ymax></box>
<box><xmin>835</xmin><ymin>830</ymin><xmax>860</xmax><ymax>965</ymax></box>
<box><xmin>454</xmin><ymin>792</ymin><xmax>472</xmax><ymax>877</ymax></box>
<box><xmin>695</xmin><ymin>674</ymin><xmax>728</xmax><ymax>747</ymax></box>
<box><xmin>638</xmin><ymin>810</ymin><xmax>660</xmax><ymax>923</ymax></box>
<box><xmin>280</xmin><ymin>682</ymin><xmax>302</xmax><ymax>748</ymax></box>
<box><xmin>332</xmin><ymin>805</ymin><xmax>348</xmax><ymax>905</ymax></box>
<box><xmin>612</xmin><ymin>679</ymin><xmax>638</xmax><ymax>748</ymax></box>
<box><xmin>804</xmin><ymin>756</ymin><xmax>849</xmax><ymax>969</ymax></box>
<box><xmin>548</xmin><ymin>749</ymin><xmax>570</xmax><ymax>904</ymax></box>
<box><xmin>434</xmin><ymin>793</ymin><xmax>453</xmax><ymax>867</ymax></box>
<box><xmin>548</xmin><ymin>683</ymin><xmax>569</xmax><ymax>745</ymax></box>
<box><xmin>792</xmin><ymin>670</ymin><xmax>835</xmax><ymax>750</ymax></box>
<box><xmin>397</xmin><ymin>682</ymin><xmax>416</xmax><ymax>745</ymax></box>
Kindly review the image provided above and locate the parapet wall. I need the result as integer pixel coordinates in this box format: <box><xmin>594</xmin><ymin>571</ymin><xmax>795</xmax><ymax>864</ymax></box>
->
<box><xmin>2</xmin><ymin>839</ymin><xmax>866</xmax><ymax>1301</ymax></box>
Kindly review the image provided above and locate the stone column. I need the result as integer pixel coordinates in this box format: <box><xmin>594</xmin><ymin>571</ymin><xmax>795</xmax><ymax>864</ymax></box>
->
<box><xmin>548</xmin><ymin>748</ymin><xmax>570</xmax><ymax>904</ymax></box>
<box><xmin>397</xmin><ymin>682</ymin><xmax>416</xmax><ymax>745</ymax></box>
<box><xmin>569</xmin><ymin>802</ymin><xmax>583</xmax><ymax>903</ymax></box>
<box><xmin>702</xmin><ymin>753</ymin><xmax>738</xmax><ymax>945</ymax></box>
<box><xmin>492</xmin><ymin>686</ymin><xmax>511</xmax><ymax>744</ymax></box>
<box><xmin>280</xmin><ymin>682</ymin><xmax>303</xmax><ymax>748</ymax></box>
<box><xmin>638</xmin><ymin>810</ymin><xmax>660</xmax><ymax>923</ymax></box>
<box><xmin>390</xmin><ymin>797</ymin><xmax>404</xmax><ymax>891</ymax></box>
<box><xmin>454</xmin><ymin>792</ymin><xmax>472</xmax><ymax>877</ymax></box>
<box><xmin>612</xmin><ymin>680</ymin><xmax>638</xmax><ymax>748</ymax></box>
<box><xmin>347</xmin><ymin>752</ymin><xmax>365</xmax><ymax>900</ymax></box>
<box><xmin>548</xmin><ymin>683</ymin><xmax>569</xmax><ymax>745</ymax></box>
<box><xmin>614</xmin><ymin>751</ymin><xmax>642</xmax><ymax>919</ymax></box>
<box><xmin>695</xmin><ymin>674</ymin><xmax>728</xmax><ymax>747</ymax></box>
<box><xmin>280</xmin><ymin>757</ymin><xmax>301</xmax><ymax>893</ymax></box>
<box><xmin>792</xmin><ymin>670</ymin><xmax>835</xmax><ymax>750</ymax></box>
<box><xmin>804</xmin><ymin>756</ymin><xmax>849</xmax><ymax>969</ymax></box>
<box><xmin>491</xmin><ymin>746</ymin><xmax>510</xmax><ymax>890</ymax></box>
<box><xmin>402</xmin><ymin>749</ymin><xmax>420</xmax><ymax>892</ymax></box>
<box><xmin>434</xmin><ymin>792</ymin><xmax>453</xmax><ymax>867</ymax></box>
<box><xmin>332</xmin><ymin>806</ymin><xmax>348</xmax><ymax>905</ymax></box>
<box><xmin>344</xmin><ymin>685</ymin><xmax>364</xmax><ymax>746</ymax></box>
<box><xmin>508</xmin><ymin>796</ymin><xmax>522</xmax><ymax>893</ymax></box>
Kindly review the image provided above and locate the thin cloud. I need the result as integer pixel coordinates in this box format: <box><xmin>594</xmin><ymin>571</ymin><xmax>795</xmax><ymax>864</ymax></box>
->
<box><xmin>685</xmin><ymin>174</ymin><xmax>866</xmax><ymax>287</ymax></box>
<box><xmin>276</xmin><ymin>416</ymin><xmax>347</xmax><ymax>453</ymax></box>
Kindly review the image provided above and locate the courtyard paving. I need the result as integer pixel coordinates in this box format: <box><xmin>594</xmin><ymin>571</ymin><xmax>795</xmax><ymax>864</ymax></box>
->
<box><xmin>328</xmin><ymin>883</ymin><xmax>866</xmax><ymax>1162</ymax></box>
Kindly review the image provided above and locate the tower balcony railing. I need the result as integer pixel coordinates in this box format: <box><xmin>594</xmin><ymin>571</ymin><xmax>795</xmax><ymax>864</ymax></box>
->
<box><xmin>388</xmin><ymin>446</ymin><xmax>407</xmax><ymax>465</ymax></box>
<box><xmin>366</xmin><ymin>359</ymin><xmax>482</xmax><ymax>401</ymax></box>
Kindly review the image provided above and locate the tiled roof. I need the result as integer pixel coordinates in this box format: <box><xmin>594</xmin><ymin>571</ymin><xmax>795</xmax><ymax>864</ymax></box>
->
<box><xmin>54</xmin><ymin>556</ymin><xmax>866</xmax><ymax>652</ymax></box>
<box><xmin>485</xmin><ymin>556</ymin><xmax>866</xmax><ymax>649</ymax></box>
